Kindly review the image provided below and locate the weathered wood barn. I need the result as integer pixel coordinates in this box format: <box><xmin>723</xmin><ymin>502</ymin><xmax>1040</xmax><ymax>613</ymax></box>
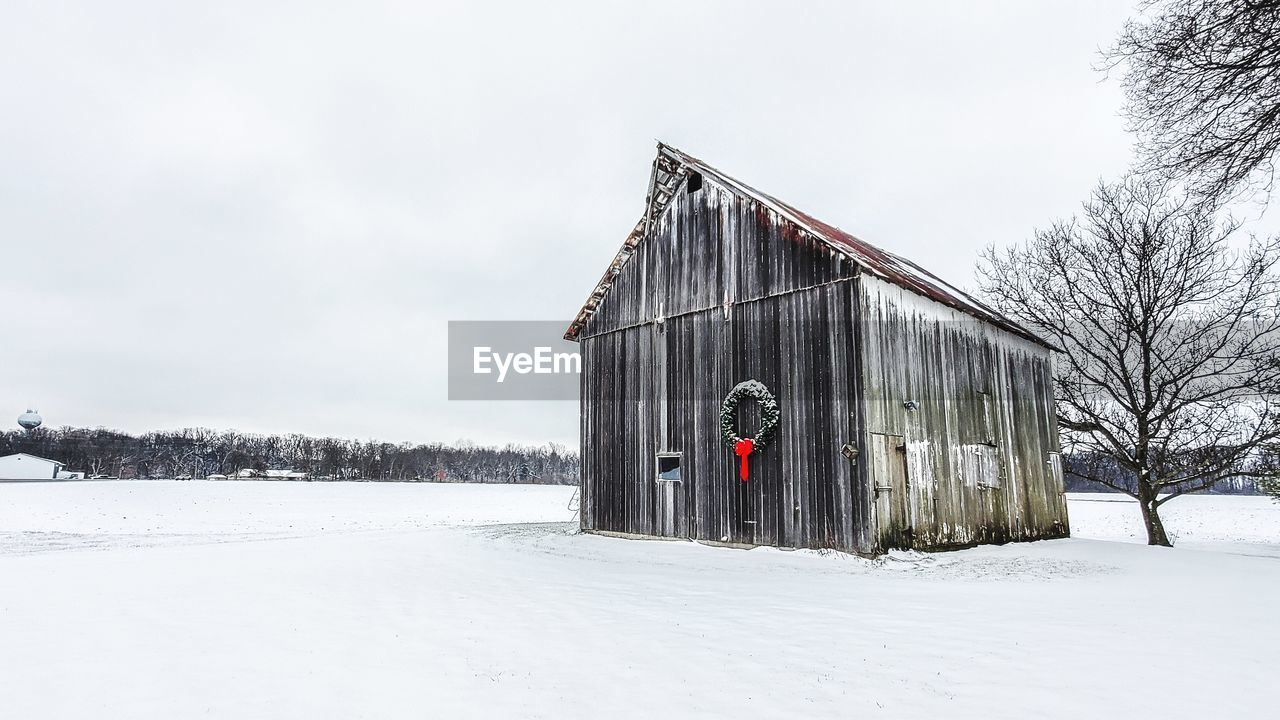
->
<box><xmin>566</xmin><ymin>144</ymin><xmax>1069</xmax><ymax>554</ymax></box>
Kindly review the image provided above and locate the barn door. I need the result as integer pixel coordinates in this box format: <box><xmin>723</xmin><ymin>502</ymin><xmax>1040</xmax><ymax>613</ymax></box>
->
<box><xmin>654</xmin><ymin>453</ymin><xmax>686</xmax><ymax>538</ymax></box>
<box><xmin>870</xmin><ymin>433</ymin><xmax>911</xmax><ymax>549</ymax></box>
<box><xmin>651</xmin><ymin>311</ymin><xmax>689</xmax><ymax>540</ymax></box>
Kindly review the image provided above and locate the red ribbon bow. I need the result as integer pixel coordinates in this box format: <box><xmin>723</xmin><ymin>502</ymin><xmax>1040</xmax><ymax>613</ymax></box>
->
<box><xmin>733</xmin><ymin>438</ymin><xmax>754</xmax><ymax>481</ymax></box>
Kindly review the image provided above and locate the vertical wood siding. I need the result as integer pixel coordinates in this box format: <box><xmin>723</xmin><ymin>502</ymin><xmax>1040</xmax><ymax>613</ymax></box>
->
<box><xmin>582</xmin><ymin>178</ymin><xmax>855</xmax><ymax>339</ymax></box>
<box><xmin>580</xmin><ymin>174</ymin><xmax>869</xmax><ymax>552</ymax></box>
<box><xmin>579</xmin><ymin>173</ymin><xmax>1068</xmax><ymax>554</ymax></box>
<box><xmin>580</xmin><ymin>283</ymin><xmax>867</xmax><ymax>551</ymax></box>
<box><xmin>858</xmin><ymin>275</ymin><xmax>1069</xmax><ymax>549</ymax></box>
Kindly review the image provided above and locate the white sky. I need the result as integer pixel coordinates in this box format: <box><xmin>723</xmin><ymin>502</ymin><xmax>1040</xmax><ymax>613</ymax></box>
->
<box><xmin>3</xmin><ymin>1</ymin><xmax>1271</xmax><ymax>446</ymax></box>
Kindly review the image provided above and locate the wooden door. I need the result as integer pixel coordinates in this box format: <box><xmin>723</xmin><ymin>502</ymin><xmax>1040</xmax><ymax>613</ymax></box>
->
<box><xmin>654</xmin><ymin>453</ymin><xmax>685</xmax><ymax>538</ymax></box>
<box><xmin>870</xmin><ymin>433</ymin><xmax>911</xmax><ymax>549</ymax></box>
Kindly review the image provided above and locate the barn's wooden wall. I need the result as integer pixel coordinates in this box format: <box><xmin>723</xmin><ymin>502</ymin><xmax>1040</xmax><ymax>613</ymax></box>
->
<box><xmin>859</xmin><ymin>275</ymin><xmax>1069</xmax><ymax>548</ymax></box>
<box><xmin>580</xmin><ymin>285</ymin><xmax>869</xmax><ymax>550</ymax></box>
<box><xmin>580</xmin><ymin>176</ymin><xmax>872</xmax><ymax>552</ymax></box>
<box><xmin>578</xmin><ymin>171</ymin><xmax>1068</xmax><ymax>554</ymax></box>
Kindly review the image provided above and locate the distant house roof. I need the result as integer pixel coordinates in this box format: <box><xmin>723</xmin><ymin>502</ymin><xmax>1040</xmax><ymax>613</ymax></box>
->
<box><xmin>0</xmin><ymin>453</ymin><xmax>64</xmax><ymax>466</ymax></box>
<box><xmin>564</xmin><ymin>143</ymin><xmax>1052</xmax><ymax>349</ymax></box>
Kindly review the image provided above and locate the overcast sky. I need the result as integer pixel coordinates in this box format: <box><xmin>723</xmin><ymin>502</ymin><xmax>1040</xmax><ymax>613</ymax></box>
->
<box><xmin>6</xmin><ymin>1</ymin><xmax>1269</xmax><ymax>447</ymax></box>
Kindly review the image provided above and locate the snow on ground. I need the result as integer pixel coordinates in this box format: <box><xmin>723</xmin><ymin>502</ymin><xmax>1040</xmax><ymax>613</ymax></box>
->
<box><xmin>0</xmin><ymin>482</ymin><xmax>1276</xmax><ymax>719</ymax></box>
<box><xmin>0</xmin><ymin>480</ymin><xmax>572</xmax><ymax>554</ymax></box>
<box><xmin>1067</xmin><ymin>491</ymin><xmax>1280</xmax><ymax>546</ymax></box>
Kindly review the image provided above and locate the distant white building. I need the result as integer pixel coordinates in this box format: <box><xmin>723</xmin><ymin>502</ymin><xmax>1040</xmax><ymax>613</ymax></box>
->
<box><xmin>0</xmin><ymin>453</ymin><xmax>84</xmax><ymax>481</ymax></box>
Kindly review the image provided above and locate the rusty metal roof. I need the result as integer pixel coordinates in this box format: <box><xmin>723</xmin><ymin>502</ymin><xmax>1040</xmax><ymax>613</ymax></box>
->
<box><xmin>564</xmin><ymin>143</ymin><xmax>1052</xmax><ymax>349</ymax></box>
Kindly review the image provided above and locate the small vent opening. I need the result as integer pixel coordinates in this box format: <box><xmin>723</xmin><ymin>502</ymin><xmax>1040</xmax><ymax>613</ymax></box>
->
<box><xmin>686</xmin><ymin>171</ymin><xmax>703</xmax><ymax>194</ymax></box>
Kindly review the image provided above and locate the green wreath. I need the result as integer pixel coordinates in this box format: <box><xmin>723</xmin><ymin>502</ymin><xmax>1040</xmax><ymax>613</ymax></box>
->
<box><xmin>719</xmin><ymin>380</ymin><xmax>780</xmax><ymax>451</ymax></box>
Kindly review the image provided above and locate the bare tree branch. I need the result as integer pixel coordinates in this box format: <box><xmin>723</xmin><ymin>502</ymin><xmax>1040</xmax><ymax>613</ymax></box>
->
<box><xmin>1106</xmin><ymin>0</ymin><xmax>1280</xmax><ymax>200</ymax></box>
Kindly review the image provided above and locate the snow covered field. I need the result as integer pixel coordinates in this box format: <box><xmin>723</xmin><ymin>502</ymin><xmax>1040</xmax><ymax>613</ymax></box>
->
<box><xmin>1</xmin><ymin>482</ymin><xmax>1276</xmax><ymax>719</ymax></box>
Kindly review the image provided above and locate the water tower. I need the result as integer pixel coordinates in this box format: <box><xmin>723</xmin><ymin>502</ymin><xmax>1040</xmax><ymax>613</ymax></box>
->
<box><xmin>17</xmin><ymin>409</ymin><xmax>42</xmax><ymax>433</ymax></box>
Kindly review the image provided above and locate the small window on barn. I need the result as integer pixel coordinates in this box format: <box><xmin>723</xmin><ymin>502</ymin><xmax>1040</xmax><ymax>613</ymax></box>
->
<box><xmin>656</xmin><ymin>453</ymin><xmax>682</xmax><ymax>482</ymax></box>
<box><xmin>686</xmin><ymin>171</ymin><xmax>703</xmax><ymax>194</ymax></box>
<box><xmin>963</xmin><ymin>444</ymin><xmax>1001</xmax><ymax>490</ymax></box>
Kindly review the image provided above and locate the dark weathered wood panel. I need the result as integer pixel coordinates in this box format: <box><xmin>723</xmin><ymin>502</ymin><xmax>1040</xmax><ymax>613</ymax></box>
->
<box><xmin>582</xmin><ymin>175</ymin><xmax>855</xmax><ymax>339</ymax></box>
<box><xmin>580</xmin><ymin>278</ymin><xmax>869</xmax><ymax>553</ymax></box>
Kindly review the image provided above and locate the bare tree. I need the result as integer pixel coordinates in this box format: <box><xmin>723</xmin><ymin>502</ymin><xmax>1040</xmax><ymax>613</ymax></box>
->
<box><xmin>979</xmin><ymin>177</ymin><xmax>1280</xmax><ymax>545</ymax></box>
<box><xmin>1107</xmin><ymin>0</ymin><xmax>1280</xmax><ymax>199</ymax></box>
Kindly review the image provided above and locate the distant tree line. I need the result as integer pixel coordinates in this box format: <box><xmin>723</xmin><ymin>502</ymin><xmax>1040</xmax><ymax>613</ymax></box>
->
<box><xmin>1062</xmin><ymin>452</ymin><xmax>1263</xmax><ymax>495</ymax></box>
<box><xmin>0</xmin><ymin>427</ymin><xmax>578</xmax><ymax>484</ymax></box>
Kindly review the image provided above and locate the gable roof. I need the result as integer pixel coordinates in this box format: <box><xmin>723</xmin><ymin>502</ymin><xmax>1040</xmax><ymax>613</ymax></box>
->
<box><xmin>564</xmin><ymin>143</ymin><xmax>1052</xmax><ymax>349</ymax></box>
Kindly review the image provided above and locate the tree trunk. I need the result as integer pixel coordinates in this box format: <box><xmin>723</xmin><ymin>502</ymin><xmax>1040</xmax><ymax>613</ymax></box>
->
<box><xmin>1137</xmin><ymin>492</ymin><xmax>1172</xmax><ymax>547</ymax></box>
